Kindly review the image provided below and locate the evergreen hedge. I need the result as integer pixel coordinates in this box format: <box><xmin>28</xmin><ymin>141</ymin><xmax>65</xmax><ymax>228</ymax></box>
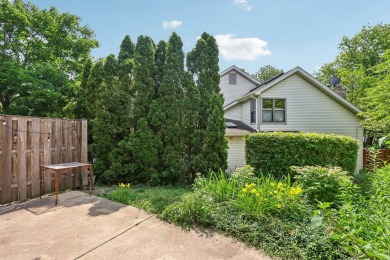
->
<box><xmin>245</xmin><ymin>132</ymin><xmax>359</xmax><ymax>177</ymax></box>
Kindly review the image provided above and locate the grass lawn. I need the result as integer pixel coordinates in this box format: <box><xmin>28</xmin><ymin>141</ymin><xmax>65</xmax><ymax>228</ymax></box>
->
<box><xmin>100</xmin><ymin>184</ymin><xmax>191</xmax><ymax>215</ymax></box>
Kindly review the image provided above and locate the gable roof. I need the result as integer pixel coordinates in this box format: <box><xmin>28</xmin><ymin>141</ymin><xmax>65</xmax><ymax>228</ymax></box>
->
<box><xmin>220</xmin><ymin>65</ymin><xmax>262</xmax><ymax>86</ymax></box>
<box><xmin>222</xmin><ymin>66</ymin><xmax>361</xmax><ymax>114</ymax></box>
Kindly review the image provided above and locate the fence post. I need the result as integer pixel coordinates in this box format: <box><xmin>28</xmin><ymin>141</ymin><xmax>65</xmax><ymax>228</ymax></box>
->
<box><xmin>81</xmin><ymin>119</ymin><xmax>88</xmax><ymax>188</ymax></box>
<box><xmin>1</xmin><ymin>116</ymin><xmax>12</xmax><ymax>203</ymax></box>
<box><xmin>17</xmin><ymin>117</ymin><xmax>27</xmax><ymax>201</ymax></box>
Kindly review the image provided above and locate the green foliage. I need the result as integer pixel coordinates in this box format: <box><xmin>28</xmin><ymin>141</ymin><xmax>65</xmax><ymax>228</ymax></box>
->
<box><xmin>315</xmin><ymin>23</ymin><xmax>390</xmax><ymax>136</ymax></box>
<box><xmin>252</xmin><ymin>65</ymin><xmax>284</xmax><ymax>83</ymax></box>
<box><xmin>187</xmin><ymin>32</ymin><xmax>227</xmax><ymax>175</ymax></box>
<box><xmin>105</xmin><ymin>118</ymin><xmax>162</xmax><ymax>185</ymax></box>
<box><xmin>160</xmin><ymin>167</ymin><xmax>349</xmax><ymax>259</ymax></box>
<box><xmin>103</xmin><ymin>184</ymin><xmax>190</xmax><ymax>215</ymax></box>
<box><xmin>154</xmin><ymin>40</ymin><xmax>166</xmax><ymax>97</ymax></box>
<box><xmin>229</xmin><ymin>165</ymin><xmax>257</xmax><ymax>187</ymax></box>
<box><xmin>157</xmin><ymin>32</ymin><xmax>187</xmax><ymax>183</ymax></box>
<box><xmin>0</xmin><ymin>0</ymin><xmax>98</xmax><ymax>116</ymax></box>
<box><xmin>132</xmin><ymin>35</ymin><xmax>156</xmax><ymax>125</ymax></box>
<box><xmin>314</xmin><ymin>165</ymin><xmax>390</xmax><ymax>259</ymax></box>
<box><xmin>203</xmin><ymin>92</ymin><xmax>228</xmax><ymax>172</ymax></box>
<box><xmin>360</xmin><ymin>50</ymin><xmax>390</xmax><ymax>135</ymax></box>
<box><xmin>118</xmin><ymin>35</ymin><xmax>135</xmax><ymax>64</ymax></box>
<box><xmin>245</xmin><ymin>132</ymin><xmax>359</xmax><ymax>177</ymax></box>
<box><xmin>72</xmin><ymin>59</ymin><xmax>93</xmax><ymax>119</ymax></box>
<box><xmin>292</xmin><ymin>166</ymin><xmax>353</xmax><ymax>206</ymax></box>
<box><xmin>86</xmin><ymin>32</ymin><xmax>226</xmax><ymax>185</ymax></box>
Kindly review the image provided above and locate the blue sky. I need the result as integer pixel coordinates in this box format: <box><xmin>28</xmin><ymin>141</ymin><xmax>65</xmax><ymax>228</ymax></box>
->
<box><xmin>29</xmin><ymin>0</ymin><xmax>390</xmax><ymax>74</ymax></box>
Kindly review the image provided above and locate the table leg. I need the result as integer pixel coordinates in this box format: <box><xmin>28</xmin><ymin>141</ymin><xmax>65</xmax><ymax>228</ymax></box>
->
<box><xmin>39</xmin><ymin>167</ymin><xmax>44</xmax><ymax>199</ymax></box>
<box><xmin>89</xmin><ymin>165</ymin><xmax>93</xmax><ymax>196</ymax></box>
<box><xmin>55</xmin><ymin>171</ymin><xmax>59</xmax><ymax>206</ymax></box>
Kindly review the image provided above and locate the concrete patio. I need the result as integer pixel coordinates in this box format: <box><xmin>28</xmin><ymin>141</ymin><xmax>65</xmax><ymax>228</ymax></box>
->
<box><xmin>0</xmin><ymin>191</ymin><xmax>270</xmax><ymax>259</ymax></box>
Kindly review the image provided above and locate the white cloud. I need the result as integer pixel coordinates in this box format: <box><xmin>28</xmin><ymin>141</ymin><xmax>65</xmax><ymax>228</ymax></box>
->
<box><xmin>233</xmin><ymin>0</ymin><xmax>252</xmax><ymax>11</ymax></box>
<box><xmin>162</xmin><ymin>20</ymin><xmax>183</xmax><ymax>30</ymax></box>
<box><xmin>215</xmin><ymin>34</ymin><xmax>272</xmax><ymax>61</ymax></box>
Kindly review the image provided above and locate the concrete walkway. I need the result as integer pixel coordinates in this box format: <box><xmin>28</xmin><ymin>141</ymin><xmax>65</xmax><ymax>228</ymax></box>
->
<box><xmin>0</xmin><ymin>191</ymin><xmax>271</xmax><ymax>260</ymax></box>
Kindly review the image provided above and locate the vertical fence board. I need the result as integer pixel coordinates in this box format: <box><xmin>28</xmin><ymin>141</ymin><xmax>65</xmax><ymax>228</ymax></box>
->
<box><xmin>55</xmin><ymin>119</ymin><xmax>63</xmax><ymax>189</ymax></box>
<box><xmin>81</xmin><ymin>119</ymin><xmax>88</xmax><ymax>187</ymax></box>
<box><xmin>43</xmin><ymin>119</ymin><xmax>52</xmax><ymax>193</ymax></box>
<box><xmin>17</xmin><ymin>117</ymin><xmax>27</xmax><ymax>201</ymax></box>
<box><xmin>1</xmin><ymin>117</ymin><xmax>12</xmax><ymax>203</ymax></box>
<box><xmin>65</xmin><ymin>120</ymin><xmax>72</xmax><ymax>188</ymax></box>
<box><xmin>1</xmin><ymin>115</ymin><xmax>87</xmax><ymax>203</ymax></box>
<box><xmin>73</xmin><ymin>122</ymin><xmax>80</xmax><ymax>187</ymax></box>
<box><xmin>31</xmin><ymin>118</ymin><xmax>40</xmax><ymax>197</ymax></box>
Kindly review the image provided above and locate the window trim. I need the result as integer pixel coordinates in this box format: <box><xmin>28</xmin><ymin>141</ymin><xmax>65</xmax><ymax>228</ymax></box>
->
<box><xmin>261</xmin><ymin>98</ymin><xmax>287</xmax><ymax>124</ymax></box>
<box><xmin>250</xmin><ymin>99</ymin><xmax>257</xmax><ymax>124</ymax></box>
<box><xmin>229</xmin><ymin>72</ymin><xmax>237</xmax><ymax>84</ymax></box>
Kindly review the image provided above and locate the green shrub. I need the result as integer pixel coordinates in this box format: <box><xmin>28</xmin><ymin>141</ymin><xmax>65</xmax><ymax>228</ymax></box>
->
<box><xmin>292</xmin><ymin>166</ymin><xmax>353</xmax><ymax>206</ymax></box>
<box><xmin>161</xmin><ymin>167</ymin><xmax>349</xmax><ymax>259</ymax></box>
<box><xmin>314</xmin><ymin>165</ymin><xmax>390</xmax><ymax>259</ymax></box>
<box><xmin>228</xmin><ymin>165</ymin><xmax>257</xmax><ymax>187</ymax></box>
<box><xmin>245</xmin><ymin>132</ymin><xmax>359</xmax><ymax>177</ymax></box>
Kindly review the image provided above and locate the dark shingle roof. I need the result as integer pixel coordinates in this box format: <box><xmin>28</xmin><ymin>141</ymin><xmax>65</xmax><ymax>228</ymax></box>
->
<box><xmin>225</xmin><ymin>118</ymin><xmax>257</xmax><ymax>136</ymax></box>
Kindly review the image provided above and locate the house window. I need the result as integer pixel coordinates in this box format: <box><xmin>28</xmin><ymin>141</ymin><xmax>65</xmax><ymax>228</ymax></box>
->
<box><xmin>262</xmin><ymin>99</ymin><xmax>285</xmax><ymax>122</ymax></box>
<box><xmin>229</xmin><ymin>73</ymin><xmax>237</xmax><ymax>84</ymax></box>
<box><xmin>250</xmin><ymin>99</ymin><xmax>256</xmax><ymax>124</ymax></box>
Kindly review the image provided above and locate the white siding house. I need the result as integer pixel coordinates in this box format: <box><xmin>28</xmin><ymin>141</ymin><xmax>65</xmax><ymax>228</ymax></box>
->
<box><xmin>221</xmin><ymin>66</ymin><xmax>363</xmax><ymax>172</ymax></box>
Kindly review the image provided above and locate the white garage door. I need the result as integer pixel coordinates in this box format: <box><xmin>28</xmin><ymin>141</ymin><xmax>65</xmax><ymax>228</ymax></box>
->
<box><xmin>226</xmin><ymin>135</ymin><xmax>245</xmax><ymax>172</ymax></box>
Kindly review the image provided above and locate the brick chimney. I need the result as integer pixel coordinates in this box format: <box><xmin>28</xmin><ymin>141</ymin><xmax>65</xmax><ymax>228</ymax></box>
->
<box><xmin>333</xmin><ymin>85</ymin><xmax>347</xmax><ymax>99</ymax></box>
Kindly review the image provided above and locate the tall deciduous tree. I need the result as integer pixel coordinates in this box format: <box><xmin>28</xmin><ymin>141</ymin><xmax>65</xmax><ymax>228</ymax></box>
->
<box><xmin>0</xmin><ymin>0</ymin><xmax>98</xmax><ymax>116</ymax></box>
<box><xmin>252</xmin><ymin>65</ymin><xmax>284</xmax><ymax>83</ymax></box>
<box><xmin>315</xmin><ymin>23</ymin><xmax>390</xmax><ymax>138</ymax></box>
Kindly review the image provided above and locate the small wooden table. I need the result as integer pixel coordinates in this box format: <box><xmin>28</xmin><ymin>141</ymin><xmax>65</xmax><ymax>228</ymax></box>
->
<box><xmin>40</xmin><ymin>162</ymin><xmax>93</xmax><ymax>205</ymax></box>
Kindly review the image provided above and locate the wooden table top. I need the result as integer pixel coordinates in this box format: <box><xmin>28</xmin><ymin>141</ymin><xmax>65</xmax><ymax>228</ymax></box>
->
<box><xmin>40</xmin><ymin>162</ymin><xmax>92</xmax><ymax>170</ymax></box>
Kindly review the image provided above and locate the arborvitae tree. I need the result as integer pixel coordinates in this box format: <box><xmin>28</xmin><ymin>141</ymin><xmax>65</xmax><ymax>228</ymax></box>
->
<box><xmin>182</xmin><ymin>71</ymin><xmax>202</xmax><ymax>182</ymax></box>
<box><xmin>154</xmin><ymin>40</ymin><xmax>166</xmax><ymax>97</ymax></box>
<box><xmin>85</xmin><ymin>59</ymin><xmax>105</xmax><ymax>118</ymax></box>
<box><xmin>100</xmin><ymin>57</ymin><xmax>135</xmax><ymax>181</ymax></box>
<box><xmin>158</xmin><ymin>32</ymin><xmax>187</xmax><ymax>183</ymax></box>
<box><xmin>187</xmin><ymin>32</ymin><xmax>227</xmax><ymax>174</ymax></box>
<box><xmin>92</xmin><ymin>54</ymin><xmax>121</xmax><ymax>178</ymax></box>
<box><xmin>73</xmin><ymin>58</ymin><xmax>92</xmax><ymax>119</ymax></box>
<box><xmin>203</xmin><ymin>92</ymin><xmax>228</xmax><ymax>172</ymax></box>
<box><xmin>132</xmin><ymin>35</ymin><xmax>156</xmax><ymax>127</ymax></box>
<box><xmin>107</xmin><ymin>118</ymin><xmax>161</xmax><ymax>184</ymax></box>
<box><xmin>118</xmin><ymin>35</ymin><xmax>135</xmax><ymax>64</ymax></box>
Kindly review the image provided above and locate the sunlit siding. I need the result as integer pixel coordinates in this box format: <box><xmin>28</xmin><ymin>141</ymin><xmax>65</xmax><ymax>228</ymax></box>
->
<box><xmin>225</xmin><ymin>104</ymin><xmax>241</xmax><ymax>121</ymax></box>
<box><xmin>241</xmin><ymin>100</ymin><xmax>251</xmax><ymax>126</ymax></box>
<box><xmin>220</xmin><ymin>72</ymin><xmax>257</xmax><ymax>106</ymax></box>
<box><xmin>226</xmin><ymin>136</ymin><xmax>246</xmax><ymax>172</ymax></box>
<box><xmin>224</xmin><ymin>100</ymin><xmax>251</xmax><ymax>127</ymax></box>
<box><xmin>259</xmin><ymin>74</ymin><xmax>363</xmax><ymax>171</ymax></box>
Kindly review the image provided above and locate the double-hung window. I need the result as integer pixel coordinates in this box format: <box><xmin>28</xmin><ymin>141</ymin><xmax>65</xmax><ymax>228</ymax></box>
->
<box><xmin>262</xmin><ymin>99</ymin><xmax>286</xmax><ymax>122</ymax></box>
<box><xmin>250</xmin><ymin>99</ymin><xmax>256</xmax><ymax>124</ymax></box>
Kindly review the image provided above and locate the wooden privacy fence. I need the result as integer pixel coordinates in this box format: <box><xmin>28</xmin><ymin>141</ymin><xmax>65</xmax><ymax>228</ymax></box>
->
<box><xmin>363</xmin><ymin>148</ymin><xmax>390</xmax><ymax>169</ymax></box>
<box><xmin>0</xmin><ymin>114</ymin><xmax>87</xmax><ymax>204</ymax></box>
